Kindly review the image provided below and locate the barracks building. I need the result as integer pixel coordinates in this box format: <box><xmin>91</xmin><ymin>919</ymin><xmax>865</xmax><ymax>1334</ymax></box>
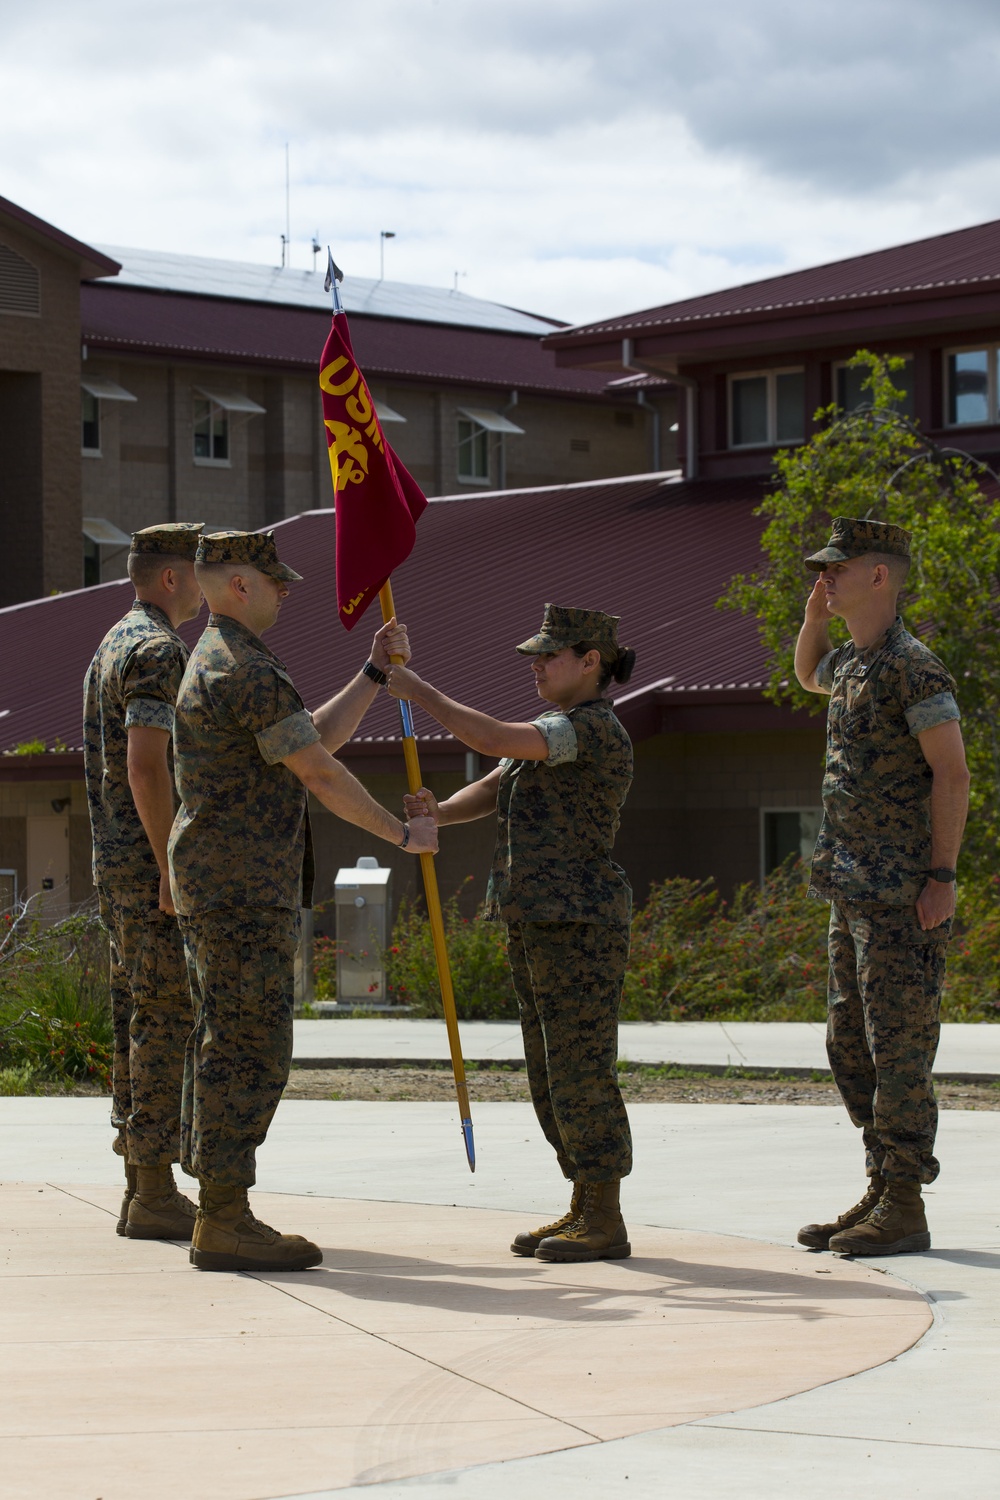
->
<box><xmin>5</xmin><ymin>200</ymin><xmax>1000</xmax><ymax>924</ymax></box>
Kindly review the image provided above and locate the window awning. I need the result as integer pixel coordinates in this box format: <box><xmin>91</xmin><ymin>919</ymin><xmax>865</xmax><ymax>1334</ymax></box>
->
<box><xmin>457</xmin><ymin>406</ymin><xmax>525</xmax><ymax>435</ymax></box>
<box><xmin>194</xmin><ymin>387</ymin><xmax>266</xmax><ymax>414</ymax></box>
<box><xmin>82</xmin><ymin>517</ymin><xmax>132</xmax><ymax>546</ymax></box>
<box><xmin>374</xmin><ymin>399</ymin><xmax>406</xmax><ymax>424</ymax></box>
<box><xmin>80</xmin><ymin>377</ymin><xmax>137</xmax><ymax>402</ymax></box>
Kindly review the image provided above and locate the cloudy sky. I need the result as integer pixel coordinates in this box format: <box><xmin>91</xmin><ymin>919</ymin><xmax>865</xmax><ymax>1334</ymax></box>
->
<box><xmin>2</xmin><ymin>0</ymin><xmax>1000</xmax><ymax>323</ymax></box>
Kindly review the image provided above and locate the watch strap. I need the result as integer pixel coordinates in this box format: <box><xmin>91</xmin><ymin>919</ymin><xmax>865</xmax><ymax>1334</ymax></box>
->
<box><xmin>927</xmin><ymin>867</ymin><xmax>957</xmax><ymax>882</ymax></box>
<box><xmin>362</xmin><ymin>659</ymin><xmax>387</xmax><ymax>686</ymax></box>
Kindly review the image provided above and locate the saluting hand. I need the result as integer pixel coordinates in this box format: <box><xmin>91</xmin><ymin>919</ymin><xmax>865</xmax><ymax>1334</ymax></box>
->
<box><xmin>371</xmin><ymin>617</ymin><xmax>411</xmax><ymax>672</ymax></box>
<box><xmin>404</xmin><ymin>787</ymin><xmax>440</xmax><ymax>823</ymax></box>
<box><xmin>804</xmin><ymin>577</ymin><xmax>831</xmax><ymax>623</ymax></box>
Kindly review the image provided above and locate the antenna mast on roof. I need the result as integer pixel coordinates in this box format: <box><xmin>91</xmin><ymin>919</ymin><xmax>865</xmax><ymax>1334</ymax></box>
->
<box><xmin>282</xmin><ymin>142</ymin><xmax>291</xmax><ymax>268</ymax></box>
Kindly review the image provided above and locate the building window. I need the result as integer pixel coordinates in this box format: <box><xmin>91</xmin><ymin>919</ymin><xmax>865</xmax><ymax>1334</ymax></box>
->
<box><xmin>0</xmin><ymin>243</ymin><xmax>40</xmax><ymax>316</ymax></box>
<box><xmin>761</xmin><ymin>808</ymin><xmax>823</xmax><ymax>879</ymax></box>
<box><xmin>456</xmin><ymin>416</ymin><xmax>489</xmax><ymax>482</ymax></box>
<box><xmin>82</xmin><ymin>391</ymin><xmax>100</xmax><ymax>453</ymax></box>
<box><xmin>193</xmin><ymin>397</ymin><xmax>229</xmax><ymax>462</ymax></box>
<box><xmin>730</xmin><ymin>369</ymin><xmax>804</xmax><ymax>448</ymax></box>
<box><xmin>614</xmin><ymin>410</ymin><xmax>634</xmax><ymax>428</ymax></box>
<box><xmin>945</xmin><ymin>347</ymin><xmax>1000</xmax><ymax>426</ymax></box>
<box><xmin>835</xmin><ymin>358</ymin><xmax>914</xmax><ymax>418</ymax></box>
<box><xmin>570</xmin><ymin>437</ymin><xmax>590</xmax><ymax>453</ymax></box>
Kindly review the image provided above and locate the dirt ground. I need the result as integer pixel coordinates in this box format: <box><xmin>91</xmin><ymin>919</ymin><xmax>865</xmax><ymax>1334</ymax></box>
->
<box><xmin>282</xmin><ymin>1065</ymin><xmax>1000</xmax><ymax>1110</ymax></box>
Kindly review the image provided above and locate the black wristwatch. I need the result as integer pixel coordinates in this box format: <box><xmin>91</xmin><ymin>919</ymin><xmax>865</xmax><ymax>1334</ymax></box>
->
<box><xmin>362</xmin><ymin>659</ymin><xmax>387</xmax><ymax>686</ymax></box>
<box><xmin>926</xmin><ymin>867</ymin><xmax>957</xmax><ymax>883</ymax></box>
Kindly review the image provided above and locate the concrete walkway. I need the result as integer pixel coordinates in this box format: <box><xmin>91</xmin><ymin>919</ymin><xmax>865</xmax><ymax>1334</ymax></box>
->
<box><xmin>293</xmin><ymin>1018</ymin><xmax>1000</xmax><ymax>1077</ymax></box>
<box><xmin>1</xmin><ymin>1093</ymin><xmax>997</xmax><ymax>1499</ymax></box>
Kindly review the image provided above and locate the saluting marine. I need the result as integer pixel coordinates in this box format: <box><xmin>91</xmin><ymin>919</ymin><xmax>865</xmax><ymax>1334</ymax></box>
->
<box><xmin>387</xmin><ymin>604</ymin><xmax>636</xmax><ymax>1262</ymax></box>
<box><xmin>169</xmin><ymin>529</ymin><xmax>436</xmax><ymax>1273</ymax></box>
<box><xmin>794</xmin><ymin>517</ymin><xmax>970</xmax><ymax>1256</ymax></box>
<box><xmin>83</xmin><ymin>522</ymin><xmax>205</xmax><ymax>1241</ymax></box>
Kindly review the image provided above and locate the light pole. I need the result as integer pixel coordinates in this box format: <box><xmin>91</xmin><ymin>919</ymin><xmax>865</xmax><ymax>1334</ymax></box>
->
<box><xmin>379</xmin><ymin>230</ymin><xmax>396</xmax><ymax>281</ymax></box>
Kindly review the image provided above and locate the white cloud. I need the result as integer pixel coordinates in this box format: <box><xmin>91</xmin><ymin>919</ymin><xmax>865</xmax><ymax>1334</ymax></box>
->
<box><xmin>2</xmin><ymin>0</ymin><xmax>1000</xmax><ymax>322</ymax></box>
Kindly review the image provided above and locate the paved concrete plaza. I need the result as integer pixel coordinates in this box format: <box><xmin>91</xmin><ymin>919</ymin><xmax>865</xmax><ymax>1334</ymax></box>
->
<box><xmin>1</xmin><ymin>1083</ymin><xmax>997</xmax><ymax>1499</ymax></box>
<box><xmin>293</xmin><ymin>1018</ymin><xmax>1000</xmax><ymax>1076</ymax></box>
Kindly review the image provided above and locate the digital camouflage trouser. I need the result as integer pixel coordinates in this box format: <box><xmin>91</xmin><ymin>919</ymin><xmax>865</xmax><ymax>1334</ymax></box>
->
<box><xmin>106</xmin><ymin>905</ymin><xmax>193</xmax><ymax>1166</ymax></box>
<box><xmin>178</xmin><ymin>907</ymin><xmax>299</xmax><ymax>1187</ymax></box>
<box><xmin>827</xmin><ymin>899</ymin><xmax>950</xmax><ymax>1185</ymax></box>
<box><xmin>506</xmin><ymin>920</ymin><xmax>633</xmax><ymax>1183</ymax></box>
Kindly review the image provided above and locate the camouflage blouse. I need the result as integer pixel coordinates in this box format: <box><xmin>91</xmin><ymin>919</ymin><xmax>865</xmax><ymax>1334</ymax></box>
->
<box><xmin>484</xmin><ymin>698</ymin><xmax>633</xmax><ymax>924</ymax></box>
<box><xmin>168</xmin><ymin>614</ymin><xmax>320</xmax><ymax>915</ymax></box>
<box><xmin>83</xmin><ymin>600</ymin><xmax>188</xmax><ymax>911</ymax></box>
<box><xmin>809</xmin><ymin>617</ymin><xmax>960</xmax><ymax>906</ymax></box>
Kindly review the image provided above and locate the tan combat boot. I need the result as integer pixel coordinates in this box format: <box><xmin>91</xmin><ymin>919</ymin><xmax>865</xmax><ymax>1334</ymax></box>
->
<box><xmin>190</xmin><ymin>1185</ymin><xmax>323</xmax><ymax>1272</ymax></box>
<box><xmin>534</xmin><ymin>1181</ymin><xmax>630</xmax><ymax>1262</ymax></box>
<box><xmin>829</xmin><ymin>1181</ymin><xmax>930</xmax><ymax>1256</ymax></box>
<box><xmin>510</xmin><ymin>1183</ymin><xmax>583</xmax><ymax>1256</ymax></box>
<box><xmin>125</xmin><ymin>1165</ymin><xmax>198</xmax><ymax>1241</ymax></box>
<box><xmin>797</xmin><ymin>1174</ymin><xmax>886</xmax><ymax>1250</ymax></box>
<box><xmin>116</xmin><ymin>1160</ymin><xmax>138</xmax><ymax>1237</ymax></box>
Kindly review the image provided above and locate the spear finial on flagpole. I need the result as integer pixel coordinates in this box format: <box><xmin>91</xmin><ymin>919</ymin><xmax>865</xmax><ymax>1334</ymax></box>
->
<box><xmin>325</xmin><ymin>247</ymin><xmax>345</xmax><ymax>315</ymax></box>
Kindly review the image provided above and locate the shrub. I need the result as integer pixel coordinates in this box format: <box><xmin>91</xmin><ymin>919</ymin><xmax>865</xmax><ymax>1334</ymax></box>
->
<box><xmin>622</xmin><ymin>859</ymin><xmax>829</xmax><ymax>1021</ymax></box>
<box><xmin>369</xmin><ymin>861</ymin><xmax>1000</xmax><ymax>1023</ymax></box>
<box><xmin>0</xmin><ymin>902</ymin><xmax>113</xmax><ymax>1089</ymax></box>
<box><xmin>385</xmin><ymin>881</ymin><xmax>517</xmax><ymax>1019</ymax></box>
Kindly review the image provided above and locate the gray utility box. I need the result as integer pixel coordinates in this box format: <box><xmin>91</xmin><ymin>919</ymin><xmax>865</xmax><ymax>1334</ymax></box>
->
<box><xmin>334</xmin><ymin>856</ymin><xmax>392</xmax><ymax>1002</ymax></box>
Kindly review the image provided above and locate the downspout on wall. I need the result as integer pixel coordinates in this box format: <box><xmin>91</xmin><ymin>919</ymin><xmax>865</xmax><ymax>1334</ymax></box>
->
<box><xmin>622</xmin><ymin>338</ymin><xmax>698</xmax><ymax>480</ymax></box>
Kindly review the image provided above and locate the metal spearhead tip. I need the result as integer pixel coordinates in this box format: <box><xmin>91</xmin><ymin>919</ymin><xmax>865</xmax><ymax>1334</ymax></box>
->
<box><xmin>323</xmin><ymin>248</ymin><xmax>344</xmax><ymax>292</ymax></box>
<box><xmin>462</xmin><ymin>1119</ymin><xmax>476</xmax><ymax>1173</ymax></box>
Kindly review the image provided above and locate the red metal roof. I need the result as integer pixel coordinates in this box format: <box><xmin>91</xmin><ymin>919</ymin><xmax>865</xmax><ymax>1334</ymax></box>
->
<box><xmin>0</xmin><ymin>194</ymin><xmax>119</xmax><ymax>282</ymax></box>
<box><xmin>549</xmin><ymin>217</ymin><xmax>1000</xmax><ymax>345</ymax></box>
<box><xmin>80</xmin><ymin>283</ymin><xmax>615</xmax><ymax>398</ymax></box>
<box><xmin>0</xmin><ymin>473</ymin><xmax>777</xmax><ymax>759</ymax></box>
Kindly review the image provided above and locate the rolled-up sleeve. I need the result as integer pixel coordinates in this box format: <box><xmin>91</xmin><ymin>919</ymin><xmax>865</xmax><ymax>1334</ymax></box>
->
<box><xmin>255</xmin><ymin>709</ymin><xmax>321</xmax><ymax>765</ymax></box>
<box><xmin>814</xmin><ymin>649</ymin><xmax>838</xmax><ymax>693</ymax></box>
<box><xmin>533</xmin><ymin>712</ymin><xmax>578</xmax><ymax>766</ymax></box>
<box><xmin>124</xmin><ymin>697</ymin><xmax>175</xmax><ymax>733</ymax></box>
<box><xmin>905</xmin><ymin>691</ymin><xmax>961</xmax><ymax>737</ymax></box>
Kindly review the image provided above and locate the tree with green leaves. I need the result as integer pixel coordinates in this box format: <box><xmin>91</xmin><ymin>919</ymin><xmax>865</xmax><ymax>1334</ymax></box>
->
<box><xmin>721</xmin><ymin>351</ymin><xmax>1000</xmax><ymax>877</ymax></box>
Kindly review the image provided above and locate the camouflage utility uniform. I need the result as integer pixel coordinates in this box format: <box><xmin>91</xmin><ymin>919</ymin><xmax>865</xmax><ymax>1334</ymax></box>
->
<box><xmin>811</xmin><ymin>616</ymin><xmax>961</xmax><ymax>1184</ymax></box>
<box><xmin>485</xmin><ymin>699</ymin><xmax>634</xmax><ymax>1183</ymax></box>
<box><xmin>169</xmin><ymin>613</ymin><xmax>320</xmax><ymax>1187</ymax></box>
<box><xmin>83</xmin><ymin>600</ymin><xmax>193</xmax><ymax>1165</ymax></box>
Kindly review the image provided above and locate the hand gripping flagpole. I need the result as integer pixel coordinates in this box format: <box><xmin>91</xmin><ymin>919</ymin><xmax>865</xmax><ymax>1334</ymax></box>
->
<box><xmin>325</xmin><ymin>252</ymin><xmax>475</xmax><ymax>1171</ymax></box>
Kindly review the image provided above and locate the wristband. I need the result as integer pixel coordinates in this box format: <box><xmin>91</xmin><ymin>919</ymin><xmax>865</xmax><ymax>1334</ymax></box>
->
<box><xmin>926</xmin><ymin>867</ymin><xmax>957</xmax><ymax>882</ymax></box>
<box><xmin>362</xmin><ymin>659</ymin><xmax>387</xmax><ymax>686</ymax></box>
<box><xmin>398</xmin><ymin>822</ymin><xmax>410</xmax><ymax>849</ymax></box>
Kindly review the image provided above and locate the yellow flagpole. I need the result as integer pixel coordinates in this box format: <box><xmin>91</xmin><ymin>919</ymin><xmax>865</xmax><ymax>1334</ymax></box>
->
<box><xmin>379</xmin><ymin>580</ymin><xmax>475</xmax><ymax>1171</ymax></box>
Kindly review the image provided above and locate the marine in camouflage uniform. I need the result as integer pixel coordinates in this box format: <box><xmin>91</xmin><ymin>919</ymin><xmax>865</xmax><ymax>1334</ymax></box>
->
<box><xmin>796</xmin><ymin>518</ymin><xmax>969</xmax><ymax>1257</ymax></box>
<box><xmin>83</xmin><ymin>521</ymin><xmax>204</xmax><ymax>1237</ymax></box>
<box><xmin>487</xmin><ymin>696</ymin><xmax>634</xmax><ymax>1189</ymax></box>
<box><xmin>388</xmin><ymin>603</ymin><xmax>636</xmax><ymax>1262</ymax></box>
<box><xmin>169</xmin><ymin>543</ymin><xmax>321</xmax><ymax>1194</ymax></box>
<box><xmin>171</xmin><ymin>529</ymin><xmax>429</xmax><ymax>1272</ymax></box>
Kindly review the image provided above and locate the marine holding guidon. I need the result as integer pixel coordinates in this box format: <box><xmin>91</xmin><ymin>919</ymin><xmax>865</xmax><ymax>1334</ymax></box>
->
<box><xmin>386</xmin><ymin>604</ymin><xmax>636</xmax><ymax>1263</ymax></box>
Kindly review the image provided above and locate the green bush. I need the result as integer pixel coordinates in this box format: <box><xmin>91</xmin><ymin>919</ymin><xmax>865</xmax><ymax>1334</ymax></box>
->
<box><xmin>0</xmin><ymin>903</ymin><xmax>113</xmax><ymax>1089</ymax></box>
<box><xmin>385</xmin><ymin>883</ymin><xmax>517</xmax><ymax>1019</ymax></box>
<box><xmin>362</xmin><ymin>861</ymin><xmax>1000</xmax><ymax>1023</ymax></box>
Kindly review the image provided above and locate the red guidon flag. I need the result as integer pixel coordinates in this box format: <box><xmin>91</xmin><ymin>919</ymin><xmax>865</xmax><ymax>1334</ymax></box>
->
<box><xmin>319</xmin><ymin>312</ymin><xmax>427</xmax><ymax>628</ymax></box>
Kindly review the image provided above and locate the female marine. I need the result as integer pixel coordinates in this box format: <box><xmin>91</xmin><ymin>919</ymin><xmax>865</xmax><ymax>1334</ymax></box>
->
<box><xmin>386</xmin><ymin>604</ymin><xmax>635</xmax><ymax>1261</ymax></box>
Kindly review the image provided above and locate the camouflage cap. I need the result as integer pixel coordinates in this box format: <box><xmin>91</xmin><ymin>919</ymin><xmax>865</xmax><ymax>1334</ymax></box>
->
<box><xmin>516</xmin><ymin>603</ymin><xmax>621</xmax><ymax>656</ymax></box>
<box><xmin>130</xmin><ymin>522</ymin><xmax>204</xmax><ymax>559</ymax></box>
<box><xmin>805</xmin><ymin>516</ymin><xmax>912</xmax><ymax>570</ymax></box>
<box><xmin>195</xmin><ymin>530</ymin><xmax>303</xmax><ymax>582</ymax></box>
